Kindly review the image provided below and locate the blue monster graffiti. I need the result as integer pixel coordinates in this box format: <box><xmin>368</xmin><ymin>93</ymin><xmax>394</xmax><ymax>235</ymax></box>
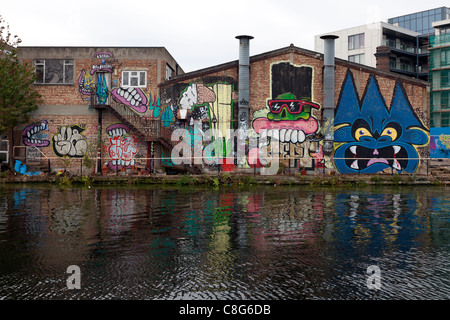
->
<box><xmin>334</xmin><ymin>70</ymin><xmax>429</xmax><ymax>174</ymax></box>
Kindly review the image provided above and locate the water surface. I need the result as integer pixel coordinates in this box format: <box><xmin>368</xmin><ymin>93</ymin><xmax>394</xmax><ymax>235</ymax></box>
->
<box><xmin>0</xmin><ymin>184</ymin><xmax>449</xmax><ymax>299</ymax></box>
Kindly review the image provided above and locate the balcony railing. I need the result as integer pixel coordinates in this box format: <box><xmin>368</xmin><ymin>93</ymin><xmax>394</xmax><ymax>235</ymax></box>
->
<box><xmin>90</xmin><ymin>87</ymin><xmax>174</xmax><ymax>144</ymax></box>
<box><xmin>383</xmin><ymin>39</ymin><xmax>429</xmax><ymax>55</ymax></box>
<box><xmin>430</xmin><ymin>34</ymin><xmax>450</xmax><ymax>48</ymax></box>
<box><xmin>384</xmin><ymin>40</ymin><xmax>417</xmax><ymax>54</ymax></box>
<box><xmin>390</xmin><ymin>61</ymin><xmax>415</xmax><ymax>73</ymax></box>
<box><xmin>389</xmin><ymin>62</ymin><xmax>429</xmax><ymax>75</ymax></box>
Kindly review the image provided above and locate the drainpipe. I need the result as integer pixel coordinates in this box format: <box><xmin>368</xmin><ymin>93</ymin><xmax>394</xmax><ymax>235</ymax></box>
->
<box><xmin>235</xmin><ymin>35</ymin><xmax>253</xmax><ymax>165</ymax></box>
<box><xmin>97</xmin><ymin>108</ymin><xmax>103</xmax><ymax>174</ymax></box>
<box><xmin>320</xmin><ymin>35</ymin><xmax>339</xmax><ymax>162</ymax></box>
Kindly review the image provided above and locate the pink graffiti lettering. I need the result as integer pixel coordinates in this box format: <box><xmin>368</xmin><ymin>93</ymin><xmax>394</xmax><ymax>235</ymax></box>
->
<box><xmin>108</xmin><ymin>135</ymin><xmax>138</xmax><ymax>169</ymax></box>
<box><xmin>310</xmin><ymin>144</ymin><xmax>325</xmax><ymax>169</ymax></box>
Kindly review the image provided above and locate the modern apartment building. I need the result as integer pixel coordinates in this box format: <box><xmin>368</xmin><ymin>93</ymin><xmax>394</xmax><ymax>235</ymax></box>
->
<box><xmin>388</xmin><ymin>7</ymin><xmax>450</xmax><ymax>35</ymax></box>
<box><xmin>315</xmin><ymin>7</ymin><xmax>450</xmax><ymax>81</ymax></box>
<box><xmin>429</xmin><ymin>19</ymin><xmax>450</xmax><ymax>127</ymax></box>
<box><xmin>314</xmin><ymin>21</ymin><xmax>429</xmax><ymax>80</ymax></box>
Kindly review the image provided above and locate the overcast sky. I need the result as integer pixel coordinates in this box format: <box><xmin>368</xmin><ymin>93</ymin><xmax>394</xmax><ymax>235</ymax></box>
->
<box><xmin>2</xmin><ymin>0</ymin><xmax>449</xmax><ymax>72</ymax></box>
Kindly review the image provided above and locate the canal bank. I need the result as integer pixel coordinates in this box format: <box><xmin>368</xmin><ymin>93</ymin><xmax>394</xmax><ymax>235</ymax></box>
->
<box><xmin>1</xmin><ymin>178</ymin><xmax>449</xmax><ymax>300</ymax></box>
<box><xmin>1</xmin><ymin>171</ymin><xmax>448</xmax><ymax>187</ymax></box>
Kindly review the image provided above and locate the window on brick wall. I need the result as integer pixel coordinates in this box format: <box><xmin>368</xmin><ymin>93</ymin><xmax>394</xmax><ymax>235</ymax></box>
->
<box><xmin>0</xmin><ymin>140</ymin><xmax>8</xmax><ymax>164</ymax></box>
<box><xmin>35</xmin><ymin>59</ymin><xmax>73</xmax><ymax>84</ymax></box>
<box><xmin>122</xmin><ymin>71</ymin><xmax>147</xmax><ymax>88</ymax></box>
<box><xmin>166</xmin><ymin>64</ymin><xmax>174</xmax><ymax>80</ymax></box>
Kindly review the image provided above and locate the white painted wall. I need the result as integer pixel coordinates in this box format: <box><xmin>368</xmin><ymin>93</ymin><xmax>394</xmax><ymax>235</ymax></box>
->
<box><xmin>314</xmin><ymin>22</ymin><xmax>420</xmax><ymax>68</ymax></box>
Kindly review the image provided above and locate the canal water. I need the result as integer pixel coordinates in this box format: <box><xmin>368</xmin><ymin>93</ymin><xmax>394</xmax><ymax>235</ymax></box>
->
<box><xmin>0</xmin><ymin>184</ymin><xmax>448</xmax><ymax>300</ymax></box>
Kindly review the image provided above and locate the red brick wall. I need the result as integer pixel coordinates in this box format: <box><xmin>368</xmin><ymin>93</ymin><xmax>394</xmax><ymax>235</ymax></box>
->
<box><xmin>17</xmin><ymin>54</ymin><xmax>177</xmax><ymax>173</ymax></box>
<box><xmin>160</xmin><ymin>48</ymin><xmax>429</xmax><ymax>174</ymax></box>
<box><xmin>23</xmin><ymin>57</ymin><xmax>165</xmax><ymax>109</ymax></box>
<box><xmin>18</xmin><ymin>47</ymin><xmax>429</xmax><ymax>175</ymax></box>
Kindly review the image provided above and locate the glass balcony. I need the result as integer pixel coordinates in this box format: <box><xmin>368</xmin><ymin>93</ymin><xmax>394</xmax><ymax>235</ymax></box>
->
<box><xmin>384</xmin><ymin>39</ymin><xmax>417</xmax><ymax>54</ymax></box>
<box><xmin>418</xmin><ymin>46</ymin><xmax>429</xmax><ymax>54</ymax></box>
<box><xmin>430</xmin><ymin>34</ymin><xmax>450</xmax><ymax>48</ymax></box>
<box><xmin>390</xmin><ymin>61</ymin><xmax>415</xmax><ymax>72</ymax></box>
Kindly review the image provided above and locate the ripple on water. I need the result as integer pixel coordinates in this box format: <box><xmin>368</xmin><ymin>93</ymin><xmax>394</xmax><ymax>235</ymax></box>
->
<box><xmin>0</xmin><ymin>185</ymin><xmax>449</xmax><ymax>300</ymax></box>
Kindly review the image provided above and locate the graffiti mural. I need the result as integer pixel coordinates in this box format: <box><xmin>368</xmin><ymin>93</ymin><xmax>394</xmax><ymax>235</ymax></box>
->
<box><xmin>106</xmin><ymin>123</ymin><xmax>139</xmax><ymax>170</ymax></box>
<box><xmin>77</xmin><ymin>51</ymin><xmax>118</xmax><ymax>106</ymax></box>
<box><xmin>251</xmin><ymin>62</ymin><xmax>322</xmax><ymax>169</ymax></box>
<box><xmin>22</xmin><ymin>120</ymin><xmax>50</xmax><ymax>148</ymax></box>
<box><xmin>111</xmin><ymin>87</ymin><xmax>148</xmax><ymax>115</ymax></box>
<box><xmin>161</xmin><ymin>149</ymin><xmax>175</xmax><ymax>166</ymax></box>
<box><xmin>53</xmin><ymin>125</ymin><xmax>88</xmax><ymax>158</ymax></box>
<box><xmin>91</xmin><ymin>51</ymin><xmax>115</xmax><ymax>74</ymax></box>
<box><xmin>179</xmin><ymin>83</ymin><xmax>216</xmax><ymax>110</ymax></box>
<box><xmin>334</xmin><ymin>70</ymin><xmax>429</xmax><ymax>174</ymax></box>
<box><xmin>430</xmin><ymin>127</ymin><xmax>450</xmax><ymax>158</ymax></box>
<box><xmin>149</xmin><ymin>94</ymin><xmax>162</xmax><ymax>118</ymax></box>
<box><xmin>78</xmin><ymin>69</ymin><xmax>94</xmax><ymax>96</ymax></box>
<box><xmin>169</xmin><ymin>81</ymin><xmax>238</xmax><ymax>130</ymax></box>
<box><xmin>161</xmin><ymin>101</ymin><xmax>175</xmax><ymax>128</ymax></box>
<box><xmin>162</xmin><ymin>80</ymin><xmax>239</xmax><ymax>166</ymax></box>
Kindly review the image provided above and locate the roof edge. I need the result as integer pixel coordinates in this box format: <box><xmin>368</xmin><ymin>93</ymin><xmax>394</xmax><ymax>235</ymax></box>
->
<box><xmin>161</xmin><ymin>44</ymin><xmax>429</xmax><ymax>87</ymax></box>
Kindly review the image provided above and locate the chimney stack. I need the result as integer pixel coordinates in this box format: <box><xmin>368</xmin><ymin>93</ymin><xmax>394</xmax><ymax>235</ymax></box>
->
<box><xmin>374</xmin><ymin>46</ymin><xmax>391</xmax><ymax>72</ymax></box>
<box><xmin>320</xmin><ymin>35</ymin><xmax>339</xmax><ymax>160</ymax></box>
<box><xmin>235</xmin><ymin>35</ymin><xmax>253</xmax><ymax>134</ymax></box>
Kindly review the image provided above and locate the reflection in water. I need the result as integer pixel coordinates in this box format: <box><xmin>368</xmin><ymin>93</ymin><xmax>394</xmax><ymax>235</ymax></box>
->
<box><xmin>0</xmin><ymin>184</ymin><xmax>449</xmax><ymax>300</ymax></box>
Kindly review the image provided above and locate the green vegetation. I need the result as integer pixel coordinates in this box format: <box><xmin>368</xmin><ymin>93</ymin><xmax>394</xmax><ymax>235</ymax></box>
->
<box><xmin>0</xmin><ymin>16</ymin><xmax>42</xmax><ymax>166</ymax></box>
<box><xmin>57</xmin><ymin>175</ymin><xmax>72</xmax><ymax>187</ymax></box>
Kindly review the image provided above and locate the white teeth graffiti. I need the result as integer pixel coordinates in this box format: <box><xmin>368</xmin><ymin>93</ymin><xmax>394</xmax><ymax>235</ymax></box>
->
<box><xmin>393</xmin><ymin>158</ymin><xmax>402</xmax><ymax>170</ymax></box>
<box><xmin>106</xmin><ymin>123</ymin><xmax>138</xmax><ymax>170</ymax></box>
<box><xmin>345</xmin><ymin>145</ymin><xmax>406</xmax><ymax>171</ymax></box>
<box><xmin>22</xmin><ymin>120</ymin><xmax>50</xmax><ymax>147</ymax></box>
<box><xmin>107</xmin><ymin>128</ymin><xmax>128</xmax><ymax>137</ymax></box>
<box><xmin>116</xmin><ymin>88</ymin><xmax>143</xmax><ymax>107</ymax></box>
<box><xmin>270</xmin><ymin>129</ymin><xmax>306</xmax><ymax>144</ymax></box>
<box><xmin>349</xmin><ymin>145</ymin><xmax>402</xmax><ymax>156</ymax></box>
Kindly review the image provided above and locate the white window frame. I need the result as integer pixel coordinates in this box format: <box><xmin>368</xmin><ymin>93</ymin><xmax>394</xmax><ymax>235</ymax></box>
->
<box><xmin>166</xmin><ymin>64</ymin><xmax>174</xmax><ymax>80</ymax></box>
<box><xmin>348</xmin><ymin>53</ymin><xmax>365</xmax><ymax>65</ymax></box>
<box><xmin>348</xmin><ymin>33</ymin><xmax>365</xmax><ymax>50</ymax></box>
<box><xmin>121</xmin><ymin>70</ymin><xmax>147</xmax><ymax>88</ymax></box>
<box><xmin>35</xmin><ymin>60</ymin><xmax>45</xmax><ymax>84</ymax></box>
<box><xmin>34</xmin><ymin>59</ymin><xmax>74</xmax><ymax>84</ymax></box>
<box><xmin>0</xmin><ymin>140</ymin><xmax>9</xmax><ymax>164</ymax></box>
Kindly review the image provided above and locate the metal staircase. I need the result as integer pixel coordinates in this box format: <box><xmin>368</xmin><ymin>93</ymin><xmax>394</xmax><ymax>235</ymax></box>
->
<box><xmin>90</xmin><ymin>89</ymin><xmax>175</xmax><ymax>149</ymax></box>
<box><xmin>90</xmin><ymin>88</ymin><xmax>203</xmax><ymax>174</ymax></box>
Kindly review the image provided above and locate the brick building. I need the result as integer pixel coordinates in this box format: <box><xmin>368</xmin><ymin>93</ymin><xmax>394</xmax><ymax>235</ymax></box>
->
<box><xmin>160</xmin><ymin>37</ymin><xmax>431</xmax><ymax>175</ymax></box>
<box><xmin>11</xmin><ymin>38</ymin><xmax>431</xmax><ymax>176</ymax></box>
<box><xmin>14</xmin><ymin>46</ymin><xmax>182</xmax><ymax>175</ymax></box>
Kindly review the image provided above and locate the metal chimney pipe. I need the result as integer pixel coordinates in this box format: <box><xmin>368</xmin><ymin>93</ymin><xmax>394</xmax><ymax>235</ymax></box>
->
<box><xmin>321</xmin><ymin>35</ymin><xmax>338</xmax><ymax>112</ymax></box>
<box><xmin>320</xmin><ymin>35</ymin><xmax>339</xmax><ymax>161</ymax></box>
<box><xmin>235</xmin><ymin>35</ymin><xmax>253</xmax><ymax>134</ymax></box>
